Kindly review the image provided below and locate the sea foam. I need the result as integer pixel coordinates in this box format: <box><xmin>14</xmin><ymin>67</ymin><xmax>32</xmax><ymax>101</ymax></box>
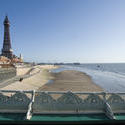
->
<box><xmin>52</xmin><ymin>63</ymin><xmax>125</xmax><ymax>92</ymax></box>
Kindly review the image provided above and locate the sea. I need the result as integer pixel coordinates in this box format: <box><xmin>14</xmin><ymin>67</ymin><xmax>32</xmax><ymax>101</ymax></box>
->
<box><xmin>52</xmin><ymin>63</ymin><xmax>125</xmax><ymax>92</ymax></box>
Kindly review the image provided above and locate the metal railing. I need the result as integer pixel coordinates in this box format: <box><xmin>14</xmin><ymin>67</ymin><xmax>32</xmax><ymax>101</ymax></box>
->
<box><xmin>0</xmin><ymin>90</ymin><xmax>124</xmax><ymax>120</ymax></box>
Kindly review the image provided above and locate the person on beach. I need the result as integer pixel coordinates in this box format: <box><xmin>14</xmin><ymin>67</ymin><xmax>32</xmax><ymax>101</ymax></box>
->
<box><xmin>19</xmin><ymin>78</ymin><xmax>23</xmax><ymax>82</ymax></box>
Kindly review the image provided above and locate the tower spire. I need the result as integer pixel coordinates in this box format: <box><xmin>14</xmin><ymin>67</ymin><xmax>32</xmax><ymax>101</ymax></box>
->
<box><xmin>1</xmin><ymin>16</ymin><xmax>13</xmax><ymax>59</ymax></box>
<box><xmin>4</xmin><ymin>15</ymin><xmax>9</xmax><ymax>25</ymax></box>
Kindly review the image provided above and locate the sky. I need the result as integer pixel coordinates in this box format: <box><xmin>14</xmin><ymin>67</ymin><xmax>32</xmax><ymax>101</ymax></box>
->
<box><xmin>0</xmin><ymin>0</ymin><xmax>125</xmax><ymax>63</ymax></box>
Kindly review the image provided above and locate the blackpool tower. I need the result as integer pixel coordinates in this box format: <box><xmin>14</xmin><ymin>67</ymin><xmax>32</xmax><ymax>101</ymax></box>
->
<box><xmin>1</xmin><ymin>16</ymin><xmax>13</xmax><ymax>59</ymax></box>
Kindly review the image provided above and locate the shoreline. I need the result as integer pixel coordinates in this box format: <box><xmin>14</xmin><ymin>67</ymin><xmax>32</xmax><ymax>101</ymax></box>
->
<box><xmin>39</xmin><ymin>70</ymin><xmax>104</xmax><ymax>92</ymax></box>
<box><xmin>0</xmin><ymin>65</ymin><xmax>104</xmax><ymax>92</ymax></box>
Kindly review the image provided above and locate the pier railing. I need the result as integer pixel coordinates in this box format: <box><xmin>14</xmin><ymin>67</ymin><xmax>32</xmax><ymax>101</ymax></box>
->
<box><xmin>0</xmin><ymin>90</ymin><xmax>125</xmax><ymax>120</ymax></box>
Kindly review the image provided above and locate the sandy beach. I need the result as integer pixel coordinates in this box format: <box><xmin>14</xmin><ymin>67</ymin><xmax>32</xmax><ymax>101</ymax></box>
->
<box><xmin>39</xmin><ymin>70</ymin><xmax>103</xmax><ymax>92</ymax></box>
<box><xmin>0</xmin><ymin>65</ymin><xmax>103</xmax><ymax>92</ymax></box>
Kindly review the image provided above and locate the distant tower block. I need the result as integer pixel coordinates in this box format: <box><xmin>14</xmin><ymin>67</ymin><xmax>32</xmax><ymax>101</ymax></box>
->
<box><xmin>1</xmin><ymin>16</ymin><xmax>13</xmax><ymax>59</ymax></box>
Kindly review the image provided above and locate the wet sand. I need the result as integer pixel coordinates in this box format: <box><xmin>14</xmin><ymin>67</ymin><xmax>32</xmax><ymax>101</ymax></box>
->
<box><xmin>39</xmin><ymin>70</ymin><xmax>104</xmax><ymax>92</ymax></box>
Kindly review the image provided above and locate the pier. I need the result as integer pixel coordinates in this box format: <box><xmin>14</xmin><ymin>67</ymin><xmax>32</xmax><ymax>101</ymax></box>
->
<box><xmin>0</xmin><ymin>90</ymin><xmax>124</xmax><ymax>124</ymax></box>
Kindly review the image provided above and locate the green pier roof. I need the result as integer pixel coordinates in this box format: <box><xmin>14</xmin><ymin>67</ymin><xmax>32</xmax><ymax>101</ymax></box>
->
<box><xmin>0</xmin><ymin>113</ymin><xmax>125</xmax><ymax>124</ymax></box>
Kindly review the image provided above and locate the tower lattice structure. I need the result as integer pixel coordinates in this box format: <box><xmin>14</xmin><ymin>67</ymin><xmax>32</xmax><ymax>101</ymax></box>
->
<box><xmin>1</xmin><ymin>16</ymin><xmax>13</xmax><ymax>59</ymax></box>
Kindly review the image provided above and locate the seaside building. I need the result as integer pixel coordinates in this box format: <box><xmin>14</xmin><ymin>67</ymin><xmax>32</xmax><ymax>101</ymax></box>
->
<box><xmin>0</xmin><ymin>16</ymin><xmax>23</xmax><ymax>65</ymax></box>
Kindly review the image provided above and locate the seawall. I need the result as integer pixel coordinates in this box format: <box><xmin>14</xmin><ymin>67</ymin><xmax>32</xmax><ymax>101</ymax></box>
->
<box><xmin>0</xmin><ymin>68</ymin><xmax>16</xmax><ymax>82</ymax></box>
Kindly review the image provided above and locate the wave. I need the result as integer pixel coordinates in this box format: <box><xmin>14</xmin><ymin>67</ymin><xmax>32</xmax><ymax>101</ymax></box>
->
<box><xmin>52</xmin><ymin>64</ymin><xmax>125</xmax><ymax>92</ymax></box>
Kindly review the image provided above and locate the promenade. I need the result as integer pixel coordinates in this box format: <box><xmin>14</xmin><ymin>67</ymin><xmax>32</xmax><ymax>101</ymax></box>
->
<box><xmin>0</xmin><ymin>65</ymin><xmax>58</xmax><ymax>90</ymax></box>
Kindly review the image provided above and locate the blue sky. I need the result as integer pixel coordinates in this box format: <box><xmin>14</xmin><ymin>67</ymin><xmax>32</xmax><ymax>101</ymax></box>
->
<box><xmin>0</xmin><ymin>0</ymin><xmax>125</xmax><ymax>63</ymax></box>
